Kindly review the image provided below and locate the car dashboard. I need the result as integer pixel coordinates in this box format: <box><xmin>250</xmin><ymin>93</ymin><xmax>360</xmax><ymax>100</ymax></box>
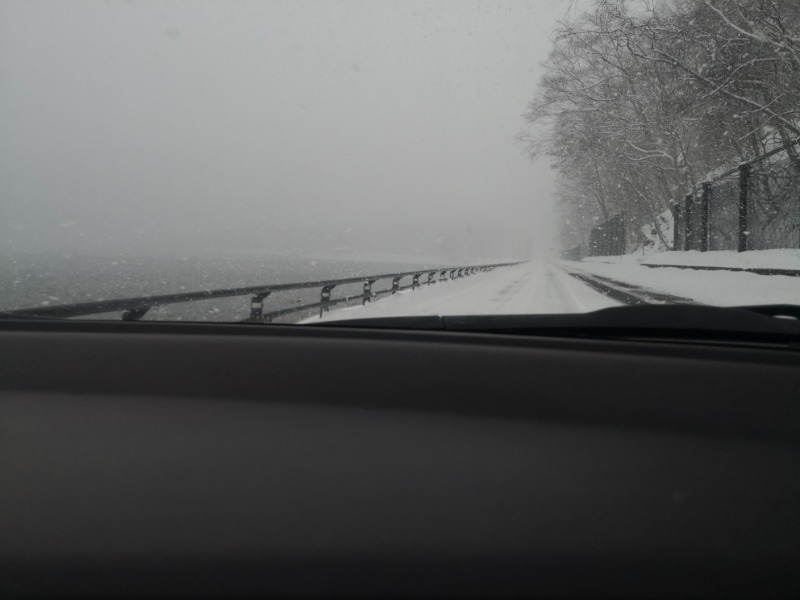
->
<box><xmin>1</xmin><ymin>319</ymin><xmax>799</xmax><ymax>598</ymax></box>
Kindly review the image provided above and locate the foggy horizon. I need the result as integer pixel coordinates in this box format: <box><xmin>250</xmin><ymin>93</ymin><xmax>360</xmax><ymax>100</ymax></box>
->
<box><xmin>1</xmin><ymin>0</ymin><xmax>572</xmax><ymax>264</ymax></box>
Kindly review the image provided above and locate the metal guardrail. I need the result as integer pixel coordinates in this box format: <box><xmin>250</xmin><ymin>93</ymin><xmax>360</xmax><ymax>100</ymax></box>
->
<box><xmin>9</xmin><ymin>261</ymin><xmax>522</xmax><ymax>323</ymax></box>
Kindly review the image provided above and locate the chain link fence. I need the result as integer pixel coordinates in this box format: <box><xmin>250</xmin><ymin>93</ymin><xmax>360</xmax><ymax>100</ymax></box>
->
<box><xmin>563</xmin><ymin>141</ymin><xmax>799</xmax><ymax>259</ymax></box>
<box><xmin>674</xmin><ymin>141</ymin><xmax>800</xmax><ymax>253</ymax></box>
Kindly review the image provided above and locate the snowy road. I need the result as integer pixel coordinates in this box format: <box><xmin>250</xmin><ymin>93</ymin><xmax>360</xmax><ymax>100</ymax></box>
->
<box><xmin>308</xmin><ymin>261</ymin><xmax>619</xmax><ymax>322</ymax></box>
<box><xmin>305</xmin><ymin>253</ymin><xmax>800</xmax><ymax>322</ymax></box>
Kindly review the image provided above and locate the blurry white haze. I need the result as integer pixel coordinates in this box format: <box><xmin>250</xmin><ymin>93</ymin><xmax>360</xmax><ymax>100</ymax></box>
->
<box><xmin>1</xmin><ymin>1</ymin><xmax>573</xmax><ymax>282</ymax></box>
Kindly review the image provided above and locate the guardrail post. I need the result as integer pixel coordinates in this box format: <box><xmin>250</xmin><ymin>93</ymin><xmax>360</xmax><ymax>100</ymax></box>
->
<box><xmin>249</xmin><ymin>291</ymin><xmax>272</xmax><ymax>321</ymax></box>
<box><xmin>449</xmin><ymin>269</ymin><xmax>457</xmax><ymax>279</ymax></box>
<box><xmin>738</xmin><ymin>163</ymin><xmax>750</xmax><ymax>252</ymax></box>
<box><xmin>439</xmin><ymin>270</ymin><xmax>448</xmax><ymax>282</ymax></box>
<box><xmin>700</xmin><ymin>182</ymin><xmax>711</xmax><ymax>252</ymax></box>
<box><xmin>122</xmin><ymin>306</ymin><xmax>150</xmax><ymax>321</ymax></box>
<box><xmin>412</xmin><ymin>273</ymin><xmax>421</xmax><ymax>289</ymax></box>
<box><xmin>362</xmin><ymin>280</ymin><xmax>375</xmax><ymax>305</ymax></box>
<box><xmin>320</xmin><ymin>284</ymin><xmax>336</xmax><ymax>318</ymax></box>
<box><xmin>684</xmin><ymin>193</ymin><xmax>693</xmax><ymax>251</ymax></box>
<box><xmin>427</xmin><ymin>272</ymin><xmax>437</xmax><ymax>285</ymax></box>
<box><xmin>391</xmin><ymin>276</ymin><xmax>402</xmax><ymax>294</ymax></box>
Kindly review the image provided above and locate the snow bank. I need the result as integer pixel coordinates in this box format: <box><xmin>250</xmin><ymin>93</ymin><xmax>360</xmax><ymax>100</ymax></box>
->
<box><xmin>582</xmin><ymin>248</ymin><xmax>800</xmax><ymax>271</ymax></box>
<box><xmin>568</xmin><ymin>258</ymin><xmax>800</xmax><ymax>306</ymax></box>
<box><xmin>643</xmin><ymin>249</ymin><xmax>800</xmax><ymax>270</ymax></box>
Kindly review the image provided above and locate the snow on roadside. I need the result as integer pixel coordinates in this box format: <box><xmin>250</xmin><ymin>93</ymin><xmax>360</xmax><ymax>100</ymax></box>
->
<box><xmin>582</xmin><ymin>249</ymin><xmax>800</xmax><ymax>271</ymax></box>
<box><xmin>642</xmin><ymin>249</ymin><xmax>800</xmax><ymax>270</ymax></box>
<box><xmin>567</xmin><ymin>259</ymin><xmax>800</xmax><ymax>306</ymax></box>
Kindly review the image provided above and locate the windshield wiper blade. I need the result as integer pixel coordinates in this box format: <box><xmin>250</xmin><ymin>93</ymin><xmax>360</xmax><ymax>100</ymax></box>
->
<box><xmin>316</xmin><ymin>305</ymin><xmax>800</xmax><ymax>345</ymax></box>
<box><xmin>734</xmin><ymin>305</ymin><xmax>800</xmax><ymax>320</ymax></box>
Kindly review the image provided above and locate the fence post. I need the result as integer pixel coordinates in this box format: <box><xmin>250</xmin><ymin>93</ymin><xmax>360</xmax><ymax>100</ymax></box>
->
<box><xmin>738</xmin><ymin>163</ymin><xmax>750</xmax><ymax>253</ymax></box>
<box><xmin>700</xmin><ymin>182</ymin><xmax>711</xmax><ymax>252</ymax></box>
<box><xmin>684</xmin><ymin>194</ymin><xmax>693</xmax><ymax>251</ymax></box>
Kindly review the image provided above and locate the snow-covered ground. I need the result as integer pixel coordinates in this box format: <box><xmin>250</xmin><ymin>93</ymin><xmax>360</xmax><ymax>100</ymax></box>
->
<box><xmin>569</xmin><ymin>255</ymin><xmax>800</xmax><ymax>307</ymax></box>
<box><xmin>302</xmin><ymin>250</ymin><xmax>800</xmax><ymax>322</ymax></box>
<box><xmin>583</xmin><ymin>249</ymin><xmax>800</xmax><ymax>271</ymax></box>
<box><xmin>304</xmin><ymin>261</ymin><xmax>618</xmax><ymax>322</ymax></box>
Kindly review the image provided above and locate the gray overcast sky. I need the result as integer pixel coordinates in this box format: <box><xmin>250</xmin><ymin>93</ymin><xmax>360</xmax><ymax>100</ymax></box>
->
<box><xmin>1</xmin><ymin>0</ymin><xmax>577</xmax><ymax>263</ymax></box>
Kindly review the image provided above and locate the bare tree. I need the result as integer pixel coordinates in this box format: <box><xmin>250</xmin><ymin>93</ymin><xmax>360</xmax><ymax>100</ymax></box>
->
<box><xmin>523</xmin><ymin>0</ymin><xmax>800</xmax><ymax>253</ymax></box>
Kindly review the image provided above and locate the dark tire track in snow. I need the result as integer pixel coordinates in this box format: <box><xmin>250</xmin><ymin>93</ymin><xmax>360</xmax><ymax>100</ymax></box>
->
<box><xmin>566</xmin><ymin>271</ymin><xmax>700</xmax><ymax>306</ymax></box>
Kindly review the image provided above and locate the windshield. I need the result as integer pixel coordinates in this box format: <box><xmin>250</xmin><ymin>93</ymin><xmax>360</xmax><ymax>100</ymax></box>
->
<box><xmin>1</xmin><ymin>0</ymin><xmax>798</xmax><ymax>325</ymax></box>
